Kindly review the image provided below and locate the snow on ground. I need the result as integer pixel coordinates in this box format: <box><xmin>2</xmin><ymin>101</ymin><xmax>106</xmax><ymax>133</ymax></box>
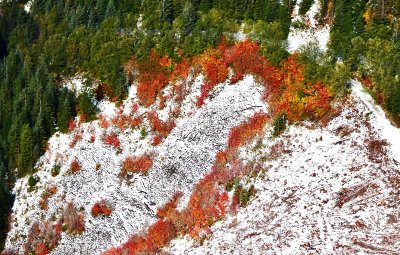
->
<box><xmin>351</xmin><ymin>79</ymin><xmax>400</xmax><ymax>162</ymax></box>
<box><xmin>24</xmin><ymin>1</ymin><xmax>32</xmax><ymax>13</ymax></box>
<box><xmin>287</xmin><ymin>0</ymin><xmax>330</xmax><ymax>53</ymax></box>
<box><xmin>5</xmin><ymin>75</ymin><xmax>267</xmax><ymax>254</ymax></box>
<box><xmin>166</xmin><ymin>82</ymin><xmax>400</xmax><ymax>255</ymax></box>
<box><xmin>64</xmin><ymin>76</ymin><xmax>86</xmax><ymax>95</ymax></box>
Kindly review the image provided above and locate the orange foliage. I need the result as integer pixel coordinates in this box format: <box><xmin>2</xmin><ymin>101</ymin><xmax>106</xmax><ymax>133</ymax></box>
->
<box><xmin>122</xmin><ymin>155</ymin><xmax>153</xmax><ymax>175</ymax></box>
<box><xmin>147</xmin><ymin>111</ymin><xmax>176</xmax><ymax>137</ymax></box>
<box><xmin>137</xmin><ymin>50</ymin><xmax>171</xmax><ymax>106</ymax></box>
<box><xmin>269</xmin><ymin>56</ymin><xmax>332</xmax><ymax>121</ymax></box>
<box><xmin>228</xmin><ymin>111</ymin><xmax>269</xmax><ymax>148</ymax></box>
<box><xmin>35</xmin><ymin>243</ymin><xmax>49</xmax><ymax>255</ymax></box>
<box><xmin>146</xmin><ymin>220</ymin><xmax>176</xmax><ymax>251</ymax></box>
<box><xmin>195</xmin><ymin>47</ymin><xmax>229</xmax><ymax>107</ymax></box>
<box><xmin>152</xmin><ymin>135</ymin><xmax>162</xmax><ymax>146</ymax></box>
<box><xmin>223</xmin><ymin>40</ymin><xmax>266</xmax><ymax>82</ymax></box>
<box><xmin>69</xmin><ymin>133</ymin><xmax>82</xmax><ymax>148</ymax></box>
<box><xmin>171</xmin><ymin>58</ymin><xmax>191</xmax><ymax>81</ymax></box>
<box><xmin>104</xmin><ymin>220</ymin><xmax>175</xmax><ymax>255</ymax></box>
<box><xmin>70</xmin><ymin>158</ymin><xmax>81</xmax><ymax>174</ymax></box>
<box><xmin>157</xmin><ymin>192</ymin><xmax>183</xmax><ymax>219</ymax></box>
<box><xmin>102</xmin><ymin>133</ymin><xmax>120</xmax><ymax>148</ymax></box>
<box><xmin>99</xmin><ymin>115</ymin><xmax>109</xmax><ymax>129</ymax></box>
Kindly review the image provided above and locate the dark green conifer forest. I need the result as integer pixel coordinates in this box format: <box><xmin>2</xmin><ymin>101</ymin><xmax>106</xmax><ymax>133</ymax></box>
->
<box><xmin>1</xmin><ymin>0</ymin><xmax>400</xmax><ymax>250</ymax></box>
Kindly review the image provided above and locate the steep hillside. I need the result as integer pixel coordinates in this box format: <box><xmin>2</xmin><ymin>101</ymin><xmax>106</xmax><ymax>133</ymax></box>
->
<box><xmin>4</xmin><ymin>74</ymin><xmax>267</xmax><ymax>254</ymax></box>
<box><xmin>2</xmin><ymin>0</ymin><xmax>400</xmax><ymax>254</ymax></box>
<box><xmin>166</xmin><ymin>80</ymin><xmax>400</xmax><ymax>254</ymax></box>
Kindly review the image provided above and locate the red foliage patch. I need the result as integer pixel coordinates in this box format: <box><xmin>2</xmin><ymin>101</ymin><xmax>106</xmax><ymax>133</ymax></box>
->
<box><xmin>24</xmin><ymin>220</ymin><xmax>61</xmax><ymax>254</ymax></box>
<box><xmin>68</xmin><ymin>118</ymin><xmax>76</xmax><ymax>131</ymax></box>
<box><xmin>223</xmin><ymin>40</ymin><xmax>267</xmax><ymax>82</ymax></box>
<box><xmin>147</xmin><ymin>111</ymin><xmax>176</xmax><ymax>138</ymax></box>
<box><xmin>99</xmin><ymin>115</ymin><xmax>109</xmax><ymax>129</ymax></box>
<box><xmin>102</xmin><ymin>133</ymin><xmax>120</xmax><ymax>148</ymax></box>
<box><xmin>152</xmin><ymin>135</ymin><xmax>163</xmax><ymax>146</ymax></box>
<box><xmin>268</xmin><ymin>56</ymin><xmax>332</xmax><ymax>122</ymax></box>
<box><xmin>35</xmin><ymin>242</ymin><xmax>49</xmax><ymax>255</ymax></box>
<box><xmin>39</xmin><ymin>186</ymin><xmax>57</xmax><ymax>211</ymax></box>
<box><xmin>62</xmin><ymin>202</ymin><xmax>85</xmax><ymax>235</ymax></box>
<box><xmin>70</xmin><ymin>158</ymin><xmax>81</xmax><ymax>174</ymax></box>
<box><xmin>137</xmin><ymin>50</ymin><xmax>171</xmax><ymax>106</ymax></box>
<box><xmin>228</xmin><ymin>111</ymin><xmax>269</xmax><ymax>148</ymax></box>
<box><xmin>122</xmin><ymin>155</ymin><xmax>153</xmax><ymax>175</ymax></box>
<box><xmin>69</xmin><ymin>133</ymin><xmax>83</xmax><ymax>148</ymax></box>
<box><xmin>91</xmin><ymin>200</ymin><xmax>112</xmax><ymax>217</ymax></box>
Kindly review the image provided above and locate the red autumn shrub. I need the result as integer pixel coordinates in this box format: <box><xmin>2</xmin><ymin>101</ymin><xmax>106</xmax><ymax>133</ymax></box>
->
<box><xmin>171</xmin><ymin>58</ymin><xmax>190</xmax><ymax>81</ymax></box>
<box><xmin>137</xmin><ymin>50</ymin><xmax>170</xmax><ymax>106</ymax></box>
<box><xmin>152</xmin><ymin>135</ymin><xmax>162</xmax><ymax>146</ymax></box>
<box><xmin>157</xmin><ymin>192</ymin><xmax>183</xmax><ymax>219</ymax></box>
<box><xmin>146</xmin><ymin>220</ymin><xmax>176</xmax><ymax>252</ymax></box>
<box><xmin>195</xmin><ymin>46</ymin><xmax>229</xmax><ymax>108</ymax></box>
<box><xmin>268</xmin><ymin>56</ymin><xmax>332</xmax><ymax>122</ymax></box>
<box><xmin>62</xmin><ymin>202</ymin><xmax>85</xmax><ymax>235</ymax></box>
<box><xmin>103</xmin><ymin>133</ymin><xmax>120</xmax><ymax>148</ymax></box>
<box><xmin>223</xmin><ymin>40</ymin><xmax>267</xmax><ymax>82</ymax></box>
<box><xmin>91</xmin><ymin>201</ymin><xmax>112</xmax><ymax>217</ymax></box>
<box><xmin>24</xmin><ymin>221</ymin><xmax>61</xmax><ymax>254</ymax></box>
<box><xmin>99</xmin><ymin>115</ymin><xmax>109</xmax><ymax>129</ymax></box>
<box><xmin>122</xmin><ymin>155</ymin><xmax>153</xmax><ymax>175</ymax></box>
<box><xmin>35</xmin><ymin>242</ymin><xmax>49</xmax><ymax>255</ymax></box>
<box><xmin>68</xmin><ymin>118</ymin><xmax>76</xmax><ymax>131</ymax></box>
<box><xmin>103</xmin><ymin>220</ymin><xmax>175</xmax><ymax>255</ymax></box>
<box><xmin>70</xmin><ymin>158</ymin><xmax>81</xmax><ymax>174</ymax></box>
<box><xmin>228</xmin><ymin>111</ymin><xmax>269</xmax><ymax>149</ymax></box>
<box><xmin>69</xmin><ymin>133</ymin><xmax>83</xmax><ymax>148</ymax></box>
<box><xmin>147</xmin><ymin>111</ymin><xmax>176</xmax><ymax>137</ymax></box>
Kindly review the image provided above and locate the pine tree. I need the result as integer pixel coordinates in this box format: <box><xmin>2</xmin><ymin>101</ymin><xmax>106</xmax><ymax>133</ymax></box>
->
<box><xmin>106</xmin><ymin>0</ymin><xmax>117</xmax><ymax>18</ymax></box>
<box><xmin>182</xmin><ymin>1</ymin><xmax>197</xmax><ymax>36</ymax></box>
<box><xmin>18</xmin><ymin>124</ymin><xmax>33</xmax><ymax>176</ymax></box>
<box><xmin>161</xmin><ymin>0</ymin><xmax>175</xmax><ymax>23</ymax></box>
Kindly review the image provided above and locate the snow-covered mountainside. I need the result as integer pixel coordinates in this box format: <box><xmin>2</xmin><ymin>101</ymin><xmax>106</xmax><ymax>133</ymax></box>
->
<box><xmin>165</xmin><ymin>80</ymin><xmax>400</xmax><ymax>255</ymax></box>
<box><xmin>4</xmin><ymin>75</ymin><xmax>267</xmax><ymax>254</ymax></box>
<box><xmin>5</xmin><ymin>67</ymin><xmax>400</xmax><ymax>254</ymax></box>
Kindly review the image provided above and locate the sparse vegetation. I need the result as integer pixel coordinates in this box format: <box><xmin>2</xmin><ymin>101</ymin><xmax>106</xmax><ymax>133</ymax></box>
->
<box><xmin>51</xmin><ymin>165</ymin><xmax>61</xmax><ymax>177</ymax></box>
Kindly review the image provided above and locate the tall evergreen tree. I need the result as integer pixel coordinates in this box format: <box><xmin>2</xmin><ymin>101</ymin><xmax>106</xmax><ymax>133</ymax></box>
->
<box><xmin>161</xmin><ymin>0</ymin><xmax>175</xmax><ymax>23</ymax></box>
<box><xmin>18</xmin><ymin>124</ymin><xmax>33</xmax><ymax>176</ymax></box>
<box><xmin>182</xmin><ymin>1</ymin><xmax>197</xmax><ymax>36</ymax></box>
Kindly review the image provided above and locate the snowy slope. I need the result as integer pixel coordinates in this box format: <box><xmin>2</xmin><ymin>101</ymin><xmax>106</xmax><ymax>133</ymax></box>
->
<box><xmin>287</xmin><ymin>0</ymin><xmax>330</xmax><ymax>52</ymax></box>
<box><xmin>4</xmin><ymin>75</ymin><xmax>267</xmax><ymax>254</ymax></box>
<box><xmin>165</xmin><ymin>81</ymin><xmax>400</xmax><ymax>255</ymax></box>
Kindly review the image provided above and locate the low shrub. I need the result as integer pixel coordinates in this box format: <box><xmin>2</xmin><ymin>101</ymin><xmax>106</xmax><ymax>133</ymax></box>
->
<box><xmin>51</xmin><ymin>165</ymin><xmax>61</xmax><ymax>177</ymax></box>
<box><xmin>272</xmin><ymin>113</ymin><xmax>287</xmax><ymax>137</ymax></box>
<box><xmin>121</xmin><ymin>155</ymin><xmax>153</xmax><ymax>176</ymax></box>
<box><xmin>70</xmin><ymin>158</ymin><xmax>81</xmax><ymax>174</ymax></box>
<box><xmin>62</xmin><ymin>202</ymin><xmax>85</xmax><ymax>235</ymax></box>
<box><xmin>103</xmin><ymin>133</ymin><xmax>120</xmax><ymax>148</ymax></box>
<box><xmin>91</xmin><ymin>201</ymin><xmax>112</xmax><ymax>217</ymax></box>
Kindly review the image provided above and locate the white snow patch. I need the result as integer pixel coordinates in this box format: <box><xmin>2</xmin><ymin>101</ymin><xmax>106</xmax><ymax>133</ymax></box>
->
<box><xmin>351</xmin><ymin>79</ymin><xmax>400</xmax><ymax>161</ymax></box>
<box><xmin>24</xmin><ymin>1</ymin><xmax>32</xmax><ymax>13</ymax></box>
<box><xmin>64</xmin><ymin>76</ymin><xmax>86</xmax><ymax>95</ymax></box>
<box><xmin>287</xmin><ymin>0</ymin><xmax>330</xmax><ymax>53</ymax></box>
